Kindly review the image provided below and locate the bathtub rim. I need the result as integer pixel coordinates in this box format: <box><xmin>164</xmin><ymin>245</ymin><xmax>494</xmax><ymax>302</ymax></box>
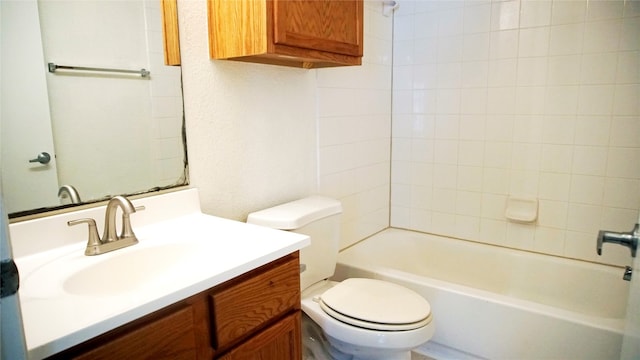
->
<box><xmin>336</xmin><ymin>227</ymin><xmax>628</xmax><ymax>334</ymax></box>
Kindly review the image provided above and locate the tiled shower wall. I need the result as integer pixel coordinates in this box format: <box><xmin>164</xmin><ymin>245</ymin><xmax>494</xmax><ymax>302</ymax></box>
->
<box><xmin>317</xmin><ymin>2</ymin><xmax>394</xmax><ymax>250</ymax></box>
<box><xmin>391</xmin><ymin>0</ymin><xmax>639</xmax><ymax>266</ymax></box>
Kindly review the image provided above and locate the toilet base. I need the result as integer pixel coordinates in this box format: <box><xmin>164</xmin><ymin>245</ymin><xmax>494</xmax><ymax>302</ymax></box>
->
<box><xmin>302</xmin><ymin>313</ymin><xmax>412</xmax><ymax>360</ymax></box>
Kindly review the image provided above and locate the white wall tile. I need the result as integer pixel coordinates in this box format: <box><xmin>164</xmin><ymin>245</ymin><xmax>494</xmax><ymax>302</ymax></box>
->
<box><xmin>437</xmin><ymin>35</ymin><xmax>464</xmax><ymax>63</ymax></box>
<box><xmin>580</xmin><ymin>53</ymin><xmax>617</xmax><ymax>84</ymax></box>
<box><xmin>489</xmin><ymin>29</ymin><xmax>519</xmax><ymax>59</ymax></box>
<box><xmin>515</xmin><ymin>86</ymin><xmax>546</xmax><ymax>114</ymax></box>
<box><xmin>537</xmin><ymin>199</ymin><xmax>569</xmax><ymax>228</ymax></box>
<box><xmin>574</xmin><ymin>116</ymin><xmax>611</xmax><ymax>146</ymax></box>
<box><xmin>520</xmin><ymin>0</ymin><xmax>552</xmax><ymax>28</ymax></box>
<box><xmin>610</xmin><ymin>116</ymin><xmax>640</xmax><ymax>147</ymax></box>
<box><xmin>586</xmin><ymin>0</ymin><xmax>625</xmax><ymax>22</ymax></box>
<box><xmin>564</xmin><ymin>231</ymin><xmax>597</xmax><ymax>262</ymax></box>
<box><xmin>540</xmin><ymin>144</ymin><xmax>573</xmax><ymax>172</ymax></box>
<box><xmin>486</xmin><ymin>87</ymin><xmax>516</xmax><ymax>114</ymax></box>
<box><xmin>517</xmin><ymin>57</ymin><xmax>548</xmax><ymax>86</ymax></box>
<box><xmin>578</xmin><ymin>85</ymin><xmax>615</xmax><ymax>115</ymax></box>
<box><xmin>462</xmin><ymin>32</ymin><xmax>491</xmax><ymax>61</ymax></box>
<box><xmin>544</xmin><ymin>86</ymin><xmax>579</xmax><ymax>115</ymax></box>
<box><xmin>461</xmin><ymin>61</ymin><xmax>489</xmax><ymax>87</ymax></box>
<box><xmin>606</xmin><ymin>147</ymin><xmax>640</xmax><ymax>178</ymax></box>
<box><xmin>567</xmin><ymin>203</ymin><xmax>602</xmax><ymax>233</ymax></box>
<box><xmin>457</xmin><ymin>166</ymin><xmax>484</xmax><ymax>191</ymax></box>
<box><xmin>438</xmin><ymin>6</ymin><xmax>464</xmax><ymax>36</ymax></box>
<box><xmin>459</xmin><ymin>114</ymin><xmax>486</xmax><ymax>140</ymax></box>
<box><xmin>518</xmin><ymin>27</ymin><xmax>550</xmax><ymax>57</ymax></box>
<box><xmin>506</xmin><ymin>222</ymin><xmax>536</xmax><ymax>250</ymax></box>
<box><xmin>513</xmin><ymin>115</ymin><xmax>543</xmax><ymax>142</ymax></box>
<box><xmin>461</xmin><ymin>88</ymin><xmax>488</xmax><ymax>113</ymax></box>
<box><xmin>539</xmin><ymin>172</ymin><xmax>570</xmax><ymax>201</ymax></box>
<box><xmin>542</xmin><ymin>115</ymin><xmax>575</xmax><ymax>144</ymax></box>
<box><xmin>613</xmin><ymin>84</ymin><xmax>640</xmax><ymax>115</ymax></box>
<box><xmin>583</xmin><ymin>19</ymin><xmax>622</xmax><ymax>53</ymax></box>
<box><xmin>548</xmin><ymin>23</ymin><xmax>584</xmax><ymax>55</ymax></box>
<box><xmin>511</xmin><ymin>143</ymin><xmax>541</xmax><ymax>170</ymax></box>
<box><xmin>483</xmin><ymin>168</ymin><xmax>510</xmax><ymax>194</ymax></box>
<box><xmin>463</xmin><ymin>3</ymin><xmax>491</xmax><ymax>34</ymax></box>
<box><xmin>551</xmin><ymin>0</ymin><xmax>586</xmax><ymax>25</ymax></box>
<box><xmin>547</xmin><ymin>55</ymin><xmax>582</xmax><ymax>85</ymax></box>
<box><xmin>488</xmin><ymin>58</ymin><xmax>518</xmax><ymax>87</ymax></box>
<box><xmin>603</xmin><ymin>177</ymin><xmax>640</xmax><ymax>209</ymax></box>
<box><xmin>433</xmin><ymin>164</ymin><xmax>458</xmax><ymax>189</ymax></box>
<box><xmin>435</xmin><ymin>114</ymin><xmax>460</xmax><ymax>138</ymax></box>
<box><xmin>484</xmin><ymin>142</ymin><xmax>513</xmax><ymax>168</ymax></box>
<box><xmin>616</xmin><ymin>51</ymin><xmax>640</xmax><ymax>84</ymax></box>
<box><xmin>490</xmin><ymin>0</ymin><xmax>520</xmax><ymax>31</ymax></box>
<box><xmin>534</xmin><ymin>227</ymin><xmax>565</xmax><ymax>255</ymax></box>
<box><xmin>509</xmin><ymin>169</ymin><xmax>540</xmax><ymax>195</ymax></box>
<box><xmin>620</xmin><ymin>17</ymin><xmax>640</xmax><ymax>51</ymax></box>
<box><xmin>479</xmin><ymin>218</ymin><xmax>507</xmax><ymax>246</ymax></box>
<box><xmin>389</xmin><ymin>0</ymin><xmax>639</xmax><ymax>267</ymax></box>
<box><xmin>569</xmin><ymin>175</ymin><xmax>605</xmax><ymax>205</ymax></box>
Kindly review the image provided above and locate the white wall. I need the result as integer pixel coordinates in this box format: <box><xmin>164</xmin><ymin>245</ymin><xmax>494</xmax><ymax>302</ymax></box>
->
<box><xmin>178</xmin><ymin>1</ymin><xmax>393</xmax><ymax>249</ymax></box>
<box><xmin>391</xmin><ymin>0</ymin><xmax>640</xmax><ymax>266</ymax></box>
<box><xmin>178</xmin><ymin>0</ymin><xmax>318</xmax><ymax>221</ymax></box>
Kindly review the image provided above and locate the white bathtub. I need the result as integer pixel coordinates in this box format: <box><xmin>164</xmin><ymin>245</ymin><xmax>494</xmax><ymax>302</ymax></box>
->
<box><xmin>333</xmin><ymin>228</ymin><xmax>630</xmax><ymax>360</ymax></box>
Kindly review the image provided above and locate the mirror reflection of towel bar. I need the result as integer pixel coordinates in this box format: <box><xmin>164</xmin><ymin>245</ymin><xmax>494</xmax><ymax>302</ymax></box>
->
<box><xmin>47</xmin><ymin>62</ymin><xmax>150</xmax><ymax>78</ymax></box>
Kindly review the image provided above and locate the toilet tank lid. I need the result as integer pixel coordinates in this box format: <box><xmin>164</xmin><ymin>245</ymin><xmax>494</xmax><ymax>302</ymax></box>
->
<box><xmin>247</xmin><ymin>196</ymin><xmax>342</xmax><ymax>230</ymax></box>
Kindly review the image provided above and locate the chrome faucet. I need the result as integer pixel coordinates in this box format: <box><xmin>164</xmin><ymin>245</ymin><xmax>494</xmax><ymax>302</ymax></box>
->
<box><xmin>597</xmin><ymin>223</ymin><xmax>639</xmax><ymax>258</ymax></box>
<box><xmin>68</xmin><ymin>195</ymin><xmax>143</xmax><ymax>256</ymax></box>
<box><xmin>58</xmin><ymin>185</ymin><xmax>81</xmax><ymax>204</ymax></box>
<box><xmin>102</xmin><ymin>195</ymin><xmax>137</xmax><ymax>243</ymax></box>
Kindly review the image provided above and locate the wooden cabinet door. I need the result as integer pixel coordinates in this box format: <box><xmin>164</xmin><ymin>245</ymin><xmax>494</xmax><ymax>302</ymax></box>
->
<box><xmin>218</xmin><ymin>312</ymin><xmax>301</xmax><ymax>360</ymax></box>
<box><xmin>273</xmin><ymin>0</ymin><xmax>363</xmax><ymax>57</ymax></box>
<box><xmin>70</xmin><ymin>306</ymin><xmax>198</xmax><ymax>360</ymax></box>
<box><xmin>211</xmin><ymin>256</ymin><xmax>300</xmax><ymax>350</ymax></box>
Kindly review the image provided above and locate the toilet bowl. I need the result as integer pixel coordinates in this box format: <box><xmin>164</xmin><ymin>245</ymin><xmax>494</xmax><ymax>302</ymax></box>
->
<box><xmin>247</xmin><ymin>196</ymin><xmax>434</xmax><ymax>360</ymax></box>
<box><xmin>302</xmin><ymin>279</ymin><xmax>434</xmax><ymax>360</ymax></box>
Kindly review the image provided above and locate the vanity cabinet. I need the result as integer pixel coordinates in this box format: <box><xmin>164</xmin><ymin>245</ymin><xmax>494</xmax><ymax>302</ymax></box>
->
<box><xmin>208</xmin><ymin>0</ymin><xmax>363</xmax><ymax>69</ymax></box>
<box><xmin>47</xmin><ymin>253</ymin><xmax>301</xmax><ymax>360</ymax></box>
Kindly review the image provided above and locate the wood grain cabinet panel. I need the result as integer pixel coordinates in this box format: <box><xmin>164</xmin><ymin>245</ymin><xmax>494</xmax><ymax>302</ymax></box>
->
<box><xmin>47</xmin><ymin>253</ymin><xmax>302</xmax><ymax>360</ymax></box>
<box><xmin>211</xmin><ymin>255</ymin><xmax>300</xmax><ymax>350</ymax></box>
<box><xmin>208</xmin><ymin>0</ymin><xmax>363</xmax><ymax>68</ymax></box>
<box><xmin>219</xmin><ymin>312</ymin><xmax>302</xmax><ymax>360</ymax></box>
<box><xmin>73</xmin><ymin>306</ymin><xmax>197</xmax><ymax>360</ymax></box>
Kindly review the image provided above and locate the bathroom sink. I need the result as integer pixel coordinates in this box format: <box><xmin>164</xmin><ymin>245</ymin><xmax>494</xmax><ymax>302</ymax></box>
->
<box><xmin>63</xmin><ymin>243</ymin><xmax>198</xmax><ymax>296</ymax></box>
<box><xmin>20</xmin><ymin>239</ymin><xmax>205</xmax><ymax>299</ymax></box>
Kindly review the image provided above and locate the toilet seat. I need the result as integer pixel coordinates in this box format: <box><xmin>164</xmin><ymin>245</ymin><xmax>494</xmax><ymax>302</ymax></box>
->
<box><xmin>318</xmin><ymin>278</ymin><xmax>432</xmax><ymax>331</ymax></box>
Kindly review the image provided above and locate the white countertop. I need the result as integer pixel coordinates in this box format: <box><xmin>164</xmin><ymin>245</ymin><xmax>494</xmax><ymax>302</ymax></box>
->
<box><xmin>9</xmin><ymin>188</ymin><xmax>309</xmax><ymax>359</ymax></box>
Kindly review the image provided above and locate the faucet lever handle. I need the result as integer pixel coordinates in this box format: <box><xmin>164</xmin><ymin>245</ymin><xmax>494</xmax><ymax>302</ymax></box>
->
<box><xmin>68</xmin><ymin>218</ymin><xmax>101</xmax><ymax>253</ymax></box>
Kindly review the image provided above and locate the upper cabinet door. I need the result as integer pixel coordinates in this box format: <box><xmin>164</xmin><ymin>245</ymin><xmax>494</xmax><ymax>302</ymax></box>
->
<box><xmin>272</xmin><ymin>0</ymin><xmax>362</xmax><ymax>57</ymax></box>
<box><xmin>209</xmin><ymin>0</ymin><xmax>363</xmax><ymax>69</ymax></box>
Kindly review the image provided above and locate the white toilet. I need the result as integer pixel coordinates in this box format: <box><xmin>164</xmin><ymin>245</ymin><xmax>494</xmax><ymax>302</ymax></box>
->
<box><xmin>247</xmin><ymin>196</ymin><xmax>434</xmax><ymax>360</ymax></box>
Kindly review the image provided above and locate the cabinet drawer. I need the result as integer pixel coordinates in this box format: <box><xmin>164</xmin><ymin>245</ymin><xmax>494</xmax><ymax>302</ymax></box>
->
<box><xmin>211</xmin><ymin>256</ymin><xmax>300</xmax><ymax>349</ymax></box>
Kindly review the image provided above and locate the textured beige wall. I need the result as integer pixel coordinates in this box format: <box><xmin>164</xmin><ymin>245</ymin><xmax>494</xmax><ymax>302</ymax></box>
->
<box><xmin>178</xmin><ymin>0</ymin><xmax>318</xmax><ymax>221</ymax></box>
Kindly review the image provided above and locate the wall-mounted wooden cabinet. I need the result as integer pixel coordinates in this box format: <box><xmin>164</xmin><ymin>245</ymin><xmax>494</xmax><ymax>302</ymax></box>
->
<box><xmin>47</xmin><ymin>253</ymin><xmax>301</xmax><ymax>360</ymax></box>
<box><xmin>208</xmin><ymin>0</ymin><xmax>363</xmax><ymax>69</ymax></box>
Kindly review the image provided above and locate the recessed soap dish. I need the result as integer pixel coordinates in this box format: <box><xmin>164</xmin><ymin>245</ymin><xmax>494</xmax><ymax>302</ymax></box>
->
<box><xmin>505</xmin><ymin>196</ymin><xmax>538</xmax><ymax>223</ymax></box>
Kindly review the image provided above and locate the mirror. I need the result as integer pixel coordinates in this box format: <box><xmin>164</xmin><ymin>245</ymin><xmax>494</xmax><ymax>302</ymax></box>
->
<box><xmin>0</xmin><ymin>0</ymin><xmax>187</xmax><ymax>218</ymax></box>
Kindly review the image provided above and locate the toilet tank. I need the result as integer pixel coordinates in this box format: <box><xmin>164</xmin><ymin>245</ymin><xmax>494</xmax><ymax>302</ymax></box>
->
<box><xmin>246</xmin><ymin>196</ymin><xmax>342</xmax><ymax>291</ymax></box>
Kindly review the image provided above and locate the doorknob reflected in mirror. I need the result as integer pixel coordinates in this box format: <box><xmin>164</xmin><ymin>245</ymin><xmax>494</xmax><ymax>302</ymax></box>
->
<box><xmin>28</xmin><ymin>152</ymin><xmax>51</xmax><ymax>165</ymax></box>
